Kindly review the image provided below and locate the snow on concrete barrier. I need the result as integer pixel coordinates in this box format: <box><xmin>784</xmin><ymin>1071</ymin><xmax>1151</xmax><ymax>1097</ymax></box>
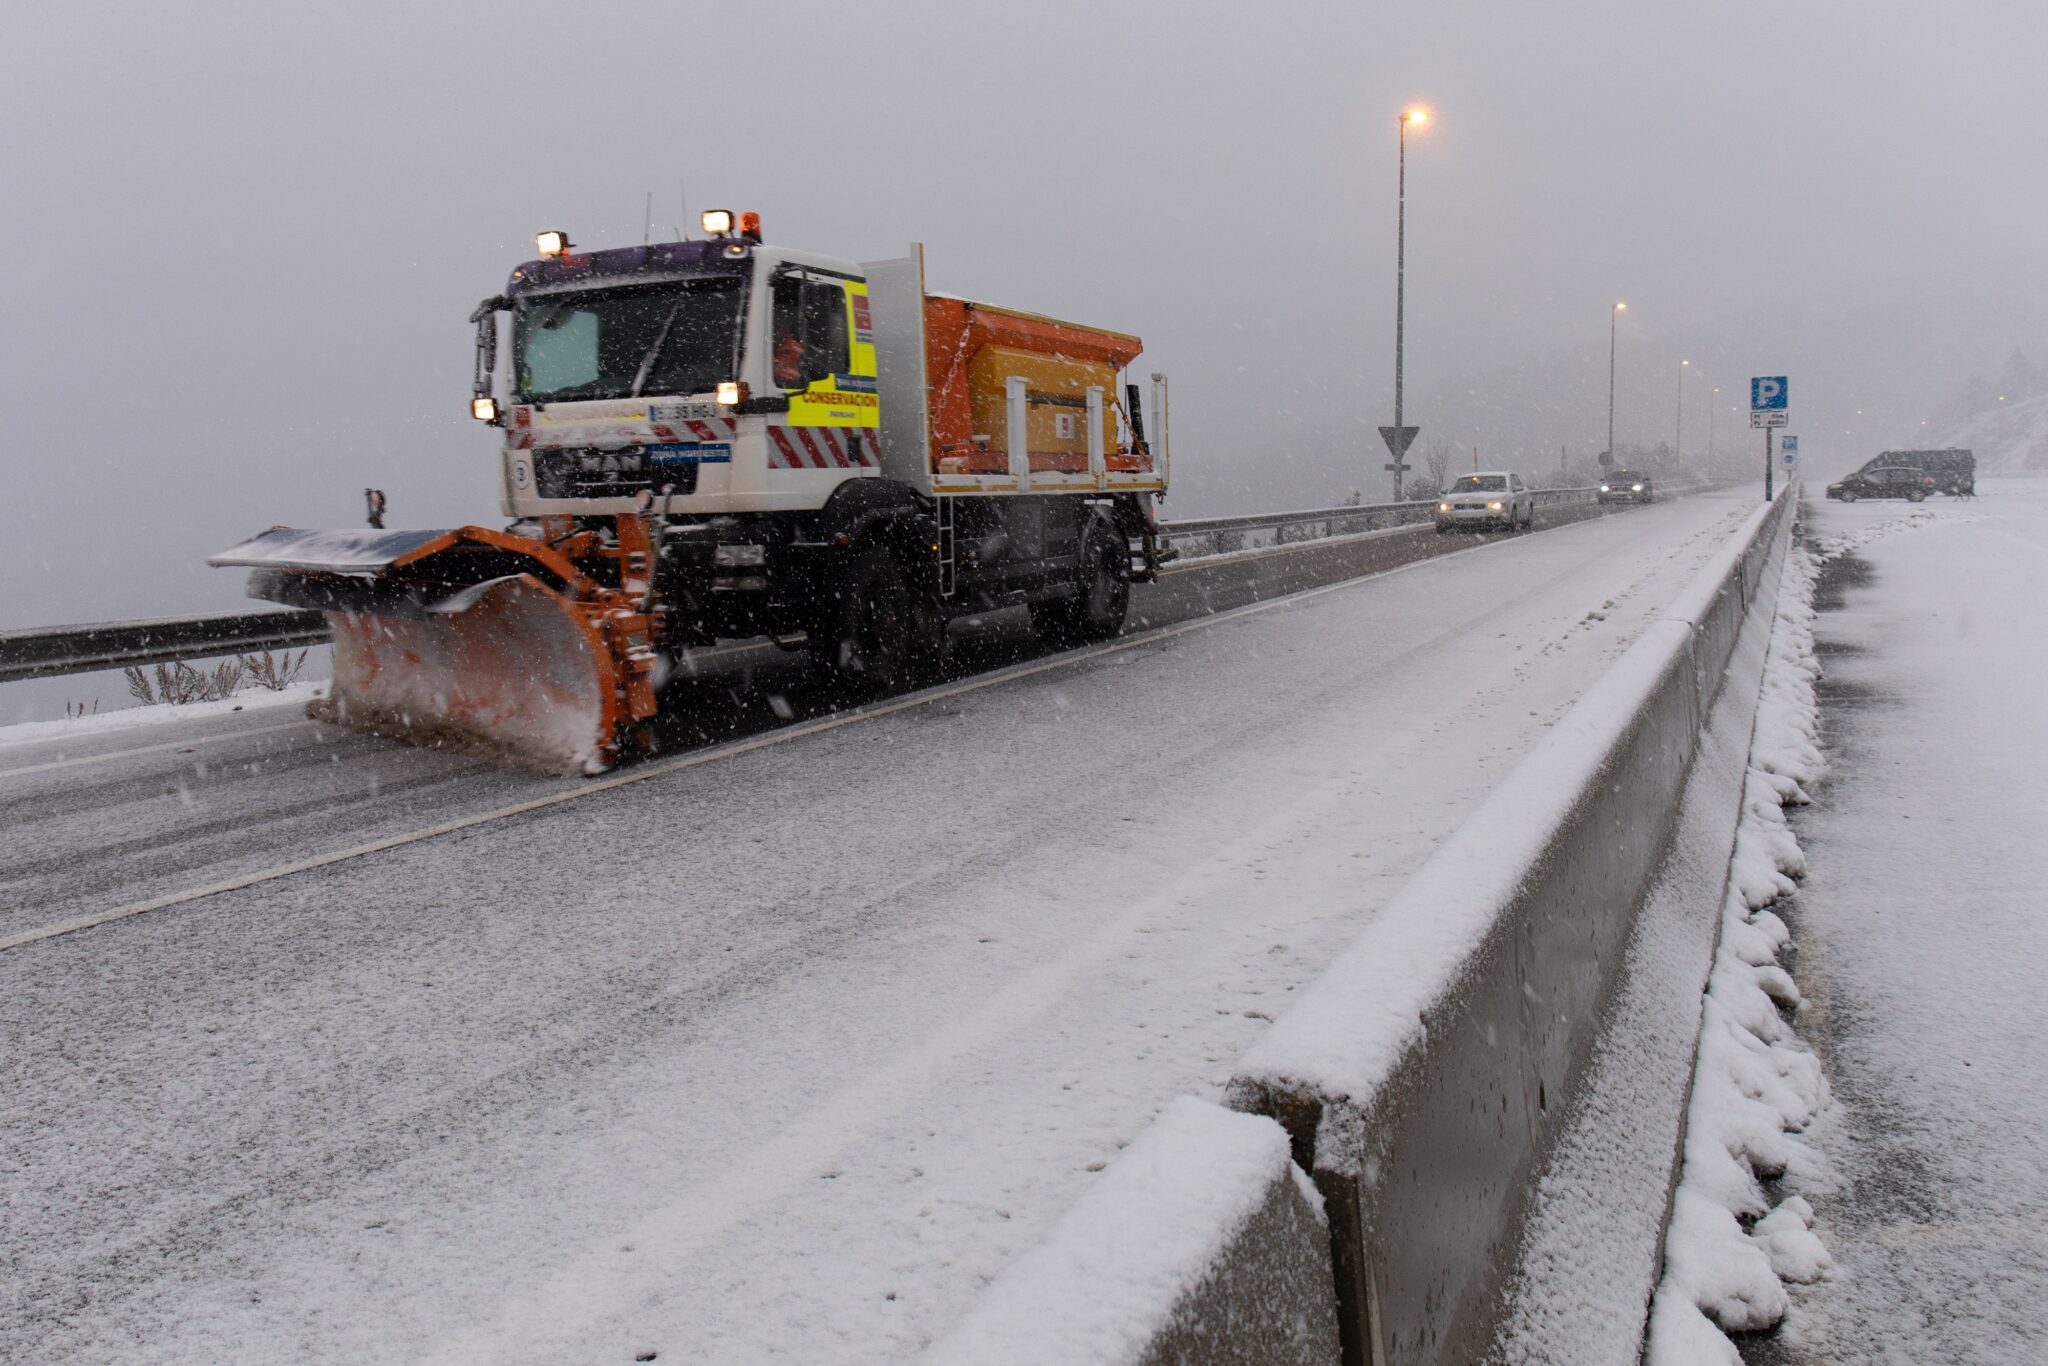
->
<box><xmin>1225</xmin><ymin>489</ymin><xmax>1795</xmax><ymax>1366</ymax></box>
<box><xmin>925</xmin><ymin>1097</ymin><xmax>1341</xmax><ymax>1366</ymax></box>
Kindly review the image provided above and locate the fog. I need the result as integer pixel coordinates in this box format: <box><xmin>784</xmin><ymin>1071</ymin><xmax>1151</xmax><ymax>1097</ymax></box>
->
<box><xmin>6</xmin><ymin>0</ymin><xmax>2045</xmax><ymax>647</ymax></box>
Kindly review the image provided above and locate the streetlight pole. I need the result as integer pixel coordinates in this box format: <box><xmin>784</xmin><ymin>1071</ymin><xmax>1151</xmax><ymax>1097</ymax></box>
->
<box><xmin>1392</xmin><ymin>106</ymin><xmax>1427</xmax><ymax>502</ymax></box>
<box><xmin>1676</xmin><ymin>358</ymin><xmax>1689</xmax><ymax>463</ymax></box>
<box><xmin>1607</xmin><ymin>302</ymin><xmax>1626</xmax><ymax>460</ymax></box>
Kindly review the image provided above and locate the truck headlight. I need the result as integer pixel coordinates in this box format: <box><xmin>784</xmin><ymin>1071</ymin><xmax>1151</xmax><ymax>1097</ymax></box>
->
<box><xmin>701</xmin><ymin>209</ymin><xmax>734</xmax><ymax>236</ymax></box>
<box><xmin>471</xmin><ymin>396</ymin><xmax>498</xmax><ymax>423</ymax></box>
<box><xmin>716</xmin><ymin>380</ymin><xmax>748</xmax><ymax>407</ymax></box>
<box><xmin>1632</xmin><ymin>483</ymin><xmax>1644</xmax><ymax>492</ymax></box>
<box><xmin>1488</xmin><ymin>500</ymin><xmax>1504</xmax><ymax>510</ymax></box>
<box><xmin>1599</xmin><ymin>484</ymin><xmax>1611</xmax><ymax>492</ymax></box>
<box><xmin>1438</xmin><ymin>501</ymin><xmax>1452</xmax><ymax>512</ymax></box>
<box><xmin>535</xmin><ymin>229</ymin><xmax>570</xmax><ymax>257</ymax></box>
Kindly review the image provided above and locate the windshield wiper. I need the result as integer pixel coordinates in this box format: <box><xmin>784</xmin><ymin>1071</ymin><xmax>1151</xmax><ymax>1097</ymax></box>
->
<box><xmin>630</xmin><ymin>298</ymin><xmax>687</xmax><ymax>398</ymax></box>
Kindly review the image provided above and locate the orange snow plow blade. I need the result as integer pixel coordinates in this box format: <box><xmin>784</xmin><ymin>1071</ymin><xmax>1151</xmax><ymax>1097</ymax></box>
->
<box><xmin>210</xmin><ymin>524</ymin><xmax>661</xmax><ymax>773</ymax></box>
<box><xmin>323</xmin><ymin>575</ymin><xmax>619</xmax><ymax>772</ymax></box>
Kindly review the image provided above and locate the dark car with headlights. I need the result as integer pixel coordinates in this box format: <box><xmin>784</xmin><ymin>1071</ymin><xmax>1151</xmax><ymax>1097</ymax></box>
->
<box><xmin>1826</xmin><ymin>465</ymin><xmax>1938</xmax><ymax>502</ymax></box>
<box><xmin>1597</xmin><ymin>469</ymin><xmax>1653</xmax><ymax>504</ymax></box>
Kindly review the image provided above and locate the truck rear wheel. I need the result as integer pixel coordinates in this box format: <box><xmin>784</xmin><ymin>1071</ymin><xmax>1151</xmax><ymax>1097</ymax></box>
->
<box><xmin>1030</xmin><ymin>524</ymin><xmax>1129</xmax><ymax>647</ymax></box>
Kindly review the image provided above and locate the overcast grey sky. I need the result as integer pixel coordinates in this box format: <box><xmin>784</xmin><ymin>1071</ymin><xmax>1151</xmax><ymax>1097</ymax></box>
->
<box><xmin>6</xmin><ymin>0</ymin><xmax>2046</xmax><ymax>638</ymax></box>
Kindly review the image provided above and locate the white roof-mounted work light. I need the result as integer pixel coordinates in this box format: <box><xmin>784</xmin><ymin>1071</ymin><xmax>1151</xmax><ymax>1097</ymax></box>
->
<box><xmin>700</xmin><ymin>209</ymin><xmax>734</xmax><ymax>236</ymax></box>
<box><xmin>535</xmin><ymin>229</ymin><xmax>571</xmax><ymax>257</ymax></box>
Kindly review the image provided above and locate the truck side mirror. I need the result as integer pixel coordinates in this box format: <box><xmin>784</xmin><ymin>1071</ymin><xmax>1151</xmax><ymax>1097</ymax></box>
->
<box><xmin>471</xmin><ymin>296</ymin><xmax>509</xmax><ymax>406</ymax></box>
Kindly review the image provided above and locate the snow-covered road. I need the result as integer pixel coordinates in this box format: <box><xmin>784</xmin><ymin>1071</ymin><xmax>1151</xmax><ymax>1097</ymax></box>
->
<box><xmin>0</xmin><ymin>502</ymin><xmax>1616</xmax><ymax>945</ymax></box>
<box><xmin>1759</xmin><ymin>480</ymin><xmax>2048</xmax><ymax>1364</ymax></box>
<box><xmin>2</xmin><ymin>490</ymin><xmax>1758</xmax><ymax>1364</ymax></box>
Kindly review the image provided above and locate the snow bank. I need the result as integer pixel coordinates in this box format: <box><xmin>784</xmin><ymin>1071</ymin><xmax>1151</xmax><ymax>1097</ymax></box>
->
<box><xmin>1647</xmin><ymin>541</ymin><xmax>1833</xmax><ymax>1363</ymax></box>
<box><xmin>925</xmin><ymin>1098</ymin><xmax>1338</xmax><ymax>1366</ymax></box>
<box><xmin>0</xmin><ymin>680</ymin><xmax>324</xmax><ymax>751</ymax></box>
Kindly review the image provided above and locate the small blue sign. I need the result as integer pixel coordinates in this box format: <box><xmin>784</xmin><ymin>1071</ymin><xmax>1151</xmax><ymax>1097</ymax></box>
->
<box><xmin>1781</xmin><ymin>435</ymin><xmax>1799</xmax><ymax>456</ymax></box>
<box><xmin>1751</xmin><ymin>376</ymin><xmax>1789</xmax><ymax>410</ymax></box>
<box><xmin>649</xmin><ymin>442</ymin><xmax>732</xmax><ymax>465</ymax></box>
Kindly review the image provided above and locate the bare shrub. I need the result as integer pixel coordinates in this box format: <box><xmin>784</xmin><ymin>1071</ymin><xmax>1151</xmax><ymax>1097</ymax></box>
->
<box><xmin>1421</xmin><ymin>436</ymin><xmax>1456</xmax><ymax>493</ymax></box>
<box><xmin>122</xmin><ymin>658</ymin><xmax>247</xmax><ymax>706</ymax></box>
<box><xmin>241</xmin><ymin>648</ymin><xmax>310</xmax><ymax>691</ymax></box>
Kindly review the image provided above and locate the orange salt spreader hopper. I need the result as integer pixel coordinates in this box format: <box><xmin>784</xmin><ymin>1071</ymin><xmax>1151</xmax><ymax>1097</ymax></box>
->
<box><xmin>921</xmin><ymin>299</ymin><xmax>1146</xmax><ymax>478</ymax></box>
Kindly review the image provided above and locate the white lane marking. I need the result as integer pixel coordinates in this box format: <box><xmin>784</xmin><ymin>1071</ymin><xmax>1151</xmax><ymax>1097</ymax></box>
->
<box><xmin>0</xmin><ymin>720</ymin><xmax>317</xmax><ymax>779</ymax></box>
<box><xmin>0</xmin><ymin>542</ymin><xmax>1504</xmax><ymax>956</ymax></box>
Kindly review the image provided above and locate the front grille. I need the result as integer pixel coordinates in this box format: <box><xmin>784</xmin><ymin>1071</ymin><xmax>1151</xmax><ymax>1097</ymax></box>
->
<box><xmin>533</xmin><ymin>447</ymin><xmax>700</xmax><ymax>500</ymax></box>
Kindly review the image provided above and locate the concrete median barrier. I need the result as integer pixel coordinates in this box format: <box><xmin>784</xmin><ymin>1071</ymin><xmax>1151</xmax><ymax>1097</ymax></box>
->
<box><xmin>925</xmin><ymin>1098</ymin><xmax>1341</xmax><ymax>1366</ymax></box>
<box><xmin>1225</xmin><ymin>490</ymin><xmax>1793</xmax><ymax>1366</ymax></box>
<box><xmin>932</xmin><ymin>490</ymin><xmax>1791</xmax><ymax>1366</ymax></box>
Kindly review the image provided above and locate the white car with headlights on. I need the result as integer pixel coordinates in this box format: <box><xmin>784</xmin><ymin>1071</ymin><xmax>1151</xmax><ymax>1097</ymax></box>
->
<box><xmin>1434</xmin><ymin>471</ymin><xmax>1533</xmax><ymax>532</ymax></box>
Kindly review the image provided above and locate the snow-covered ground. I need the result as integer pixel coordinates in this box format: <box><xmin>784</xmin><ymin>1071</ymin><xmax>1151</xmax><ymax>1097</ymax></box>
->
<box><xmin>0</xmin><ymin>493</ymin><xmax>1763</xmax><ymax>1364</ymax></box>
<box><xmin>1696</xmin><ymin>481</ymin><xmax>2046</xmax><ymax>1362</ymax></box>
<box><xmin>1646</xmin><ymin>529</ymin><xmax>1831</xmax><ymax>1363</ymax></box>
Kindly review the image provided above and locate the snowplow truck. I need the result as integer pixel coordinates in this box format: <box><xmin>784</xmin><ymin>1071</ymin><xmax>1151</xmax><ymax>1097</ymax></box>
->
<box><xmin>211</xmin><ymin>214</ymin><xmax>1171</xmax><ymax>773</ymax></box>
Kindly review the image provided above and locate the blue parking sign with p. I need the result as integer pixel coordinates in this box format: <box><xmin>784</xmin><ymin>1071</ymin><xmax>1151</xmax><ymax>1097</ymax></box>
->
<box><xmin>1751</xmin><ymin>376</ymin><xmax>1788</xmax><ymax>410</ymax></box>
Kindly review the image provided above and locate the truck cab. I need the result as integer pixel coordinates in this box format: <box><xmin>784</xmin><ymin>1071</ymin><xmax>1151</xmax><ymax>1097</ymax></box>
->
<box><xmin>475</xmin><ymin>223</ymin><xmax>880</xmax><ymax>522</ymax></box>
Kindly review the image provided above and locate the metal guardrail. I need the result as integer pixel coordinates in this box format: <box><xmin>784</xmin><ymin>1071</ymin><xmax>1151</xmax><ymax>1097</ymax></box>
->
<box><xmin>1159</xmin><ymin>485</ymin><xmax>1603</xmax><ymax>560</ymax></box>
<box><xmin>0</xmin><ymin>484</ymin><xmax>1624</xmax><ymax>684</ymax></box>
<box><xmin>0</xmin><ymin>609</ymin><xmax>329</xmax><ymax>685</ymax></box>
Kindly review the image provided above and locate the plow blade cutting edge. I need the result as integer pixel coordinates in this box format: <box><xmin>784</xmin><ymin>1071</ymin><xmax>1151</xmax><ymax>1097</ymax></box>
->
<box><xmin>211</xmin><ymin>526</ymin><xmax>661</xmax><ymax>774</ymax></box>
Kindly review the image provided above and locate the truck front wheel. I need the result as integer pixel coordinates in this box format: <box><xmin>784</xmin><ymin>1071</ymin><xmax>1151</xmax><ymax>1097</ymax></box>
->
<box><xmin>812</xmin><ymin>550</ymin><xmax>919</xmax><ymax>694</ymax></box>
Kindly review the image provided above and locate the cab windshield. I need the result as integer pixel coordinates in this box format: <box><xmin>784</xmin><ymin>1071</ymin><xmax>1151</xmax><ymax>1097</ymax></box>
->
<box><xmin>514</xmin><ymin>278</ymin><xmax>744</xmax><ymax>404</ymax></box>
<box><xmin>1452</xmin><ymin>475</ymin><xmax>1507</xmax><ymax>493</ymax></box>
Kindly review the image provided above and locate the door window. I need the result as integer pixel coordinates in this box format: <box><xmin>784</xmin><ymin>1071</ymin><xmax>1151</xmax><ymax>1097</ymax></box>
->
<box><xmin>770</xmin><ymin>274</ymin><xmax>850</xmax><ymax>389</ymax></box>
<box><xmin>799</xmin><ymin>282</ymin><xmax>849</xmax><ymax>385</ymax></box>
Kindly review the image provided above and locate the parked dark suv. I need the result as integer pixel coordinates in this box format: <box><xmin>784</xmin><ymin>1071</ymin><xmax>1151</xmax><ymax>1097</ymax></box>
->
<box><xmin>1597</xmin><ymin>468</ymin><xmax>1653</xmax><ymax>504</ymax></box>
<box><xmin>1826</xmin><ymin>466</ymin><xmax>1939</xmax><ymax>502</ymax></box>
<box><xmin>1859</xmin><ymin>448</ymin><xmax>1975</xmax><ymax>496</ymax></box>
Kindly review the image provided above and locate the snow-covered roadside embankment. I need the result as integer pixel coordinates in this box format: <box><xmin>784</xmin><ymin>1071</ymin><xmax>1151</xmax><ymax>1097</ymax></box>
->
<box><xmin>1647</xmin><ymin>541</ymin><xmax>1832</xmax><ymax>1362</ymax></box>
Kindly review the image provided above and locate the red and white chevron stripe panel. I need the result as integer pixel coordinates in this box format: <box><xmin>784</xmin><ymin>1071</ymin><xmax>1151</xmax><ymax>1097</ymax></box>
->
<box><xmin>767</xmin><ymin>425</ymin><xmax>880</xmax><ymax>470</ymax></box>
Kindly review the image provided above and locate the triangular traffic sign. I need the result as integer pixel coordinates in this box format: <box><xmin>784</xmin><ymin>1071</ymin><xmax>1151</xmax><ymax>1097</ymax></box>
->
<box><xmin>1379</xmin><ymin>425</ymin><xmax>1419</xmax><ymax>459</ymax></box>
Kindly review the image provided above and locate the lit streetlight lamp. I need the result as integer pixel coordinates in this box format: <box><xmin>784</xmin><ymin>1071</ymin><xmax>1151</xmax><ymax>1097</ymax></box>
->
<box><xmin>1607</xmin><ymin>302</ymin><xmax>1626</xmax><ymax>461</ymax></box>
<box><xmin>1389</xmin><ymin>105</ymin><xmax>1430</xmax><ymax>501</ymax></box>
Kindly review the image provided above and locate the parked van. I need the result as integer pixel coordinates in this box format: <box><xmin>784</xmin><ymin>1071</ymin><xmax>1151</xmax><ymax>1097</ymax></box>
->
<box><xmin>1861</xmin><ymin>449</ymin><xmax>1975</xmax><ymax>496</ymax></box>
